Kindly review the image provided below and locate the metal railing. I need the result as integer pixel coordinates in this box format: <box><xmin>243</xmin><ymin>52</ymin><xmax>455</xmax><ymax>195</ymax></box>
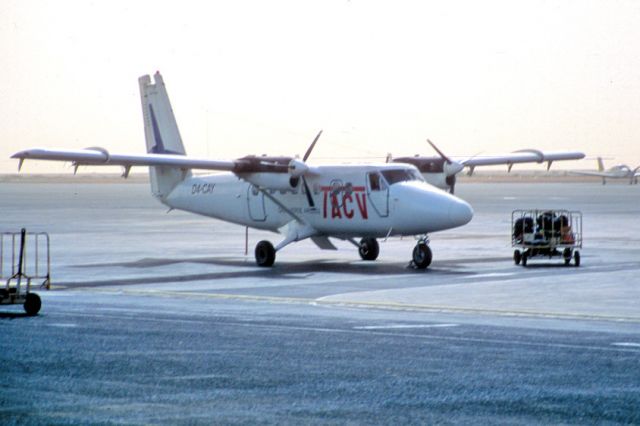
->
<box><xmin>1</xmin><ymin>228</ymin><xmax>51</xmax><ymax>293</ymax></box>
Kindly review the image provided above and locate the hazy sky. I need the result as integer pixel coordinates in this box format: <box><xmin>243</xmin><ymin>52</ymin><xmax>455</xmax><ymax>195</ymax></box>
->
<box><xmin>2</xmin><ymin>0</ymin><xmax>640</xmax><ymax>173</ymax></box>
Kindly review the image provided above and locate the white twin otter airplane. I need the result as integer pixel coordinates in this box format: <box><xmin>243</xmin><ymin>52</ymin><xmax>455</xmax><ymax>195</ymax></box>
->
<box><xmin>12</xmin><ymin>72</ymin><xmax>581</xmax><ymax>268</ymax></box>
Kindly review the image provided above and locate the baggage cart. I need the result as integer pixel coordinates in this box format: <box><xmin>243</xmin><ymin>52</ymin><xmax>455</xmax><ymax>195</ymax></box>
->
<box><xmin>512</xmin><ymin>209</ymin><xmax>582</xmax><ymax>267</ymax></box>
<box><xmin>0</xmin><ymin>228</ymin><xmax>50</xmax><ymax>315</ymax></box>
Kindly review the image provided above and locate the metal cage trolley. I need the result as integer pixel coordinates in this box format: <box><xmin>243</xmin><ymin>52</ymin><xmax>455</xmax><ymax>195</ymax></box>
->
<box><xmin>0</xmin><ymin>228</ymin><xmax>50</xmax><ymax>315</ymax></box>
<box><xmin>511</xmin><ymin>209</ymin><xmax>582</xmax><ymax>267</ymax></box>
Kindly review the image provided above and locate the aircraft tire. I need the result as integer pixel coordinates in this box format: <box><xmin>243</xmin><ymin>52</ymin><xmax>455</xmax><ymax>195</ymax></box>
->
<box><xmin>513</xmin><ymin>250</ymin><xmax>522</xmax><ymax>265</ymax></box>
<box><xmin>255</xmin><ymin>240</ymin><xmax>276</xmax><ymax>267</ymax></box>
<box><xmin>412</xmin><ymin>243</ymin><xmax>432</xmax><ymax>269</ymax></box>
<box><xmin>24</xmin><ymin>292</ymin><xmax>41</xmax><ymax>316</ymax></box>
<box><xmin>522</xmin><ymin>251</ymin><xmax>528</xmax><ymax>266</ymax></box>
<box><xmin>574</xmin><ymin>250</ymin><xmax>580</xmax><ymax>267</ymax></box>
<box><xmin>358</xmin><ymin>238</ymin><xmax>379</xmax><ymax>261</ymax></box>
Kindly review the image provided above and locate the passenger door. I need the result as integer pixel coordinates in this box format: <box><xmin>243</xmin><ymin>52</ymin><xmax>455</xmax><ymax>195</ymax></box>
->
<box><xmin>366</xmin><ymin>172</ymin><xmax>389</xmax><ymax>217</ymax></box>
<box><xmin>247</xmin><ymin>185</ymin><xmax>267</xmax><ymax>221</ymax></box>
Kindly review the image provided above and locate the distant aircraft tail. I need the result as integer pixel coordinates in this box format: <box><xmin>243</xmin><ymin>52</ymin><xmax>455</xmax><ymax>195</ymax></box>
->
<box><xmin>139</xmin><ymin>72</ymin><xmax>191</xmax><ymax>199</ymax></box>
<box><xmin>597</xmin><ymin>157</ymin><xmax>604</xmax><ymax>172</ymax></box>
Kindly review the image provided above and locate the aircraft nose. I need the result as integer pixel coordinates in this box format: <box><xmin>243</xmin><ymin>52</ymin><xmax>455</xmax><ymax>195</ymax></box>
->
<box><xmin>448</xmin><ymin>198</ymin><xmax>474</xmax><ymax>226</ymax></box>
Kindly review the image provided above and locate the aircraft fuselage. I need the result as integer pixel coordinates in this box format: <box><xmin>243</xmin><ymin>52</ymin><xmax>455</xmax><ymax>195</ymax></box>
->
<box><xmin>163</xmin><ymin>164</ymin><xmax>473</xmax><ymax>239</ymax></box>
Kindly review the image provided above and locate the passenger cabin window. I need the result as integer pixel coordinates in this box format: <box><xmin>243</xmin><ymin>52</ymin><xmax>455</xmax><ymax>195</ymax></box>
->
<box><xmin>381</xmin><ymin>169</ymin><xmax>423</xmax><ymax>185</ymax></box>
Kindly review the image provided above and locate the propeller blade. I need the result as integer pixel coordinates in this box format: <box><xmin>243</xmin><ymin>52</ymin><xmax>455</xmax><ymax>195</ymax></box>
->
<box><xmin>427</xmin><ymin>139</ymin><xmax>464</xmax><ymax>176</ymax></box>
<box><xmin>302</xmin><ymin>176</ymin><xmax>315</xmax><ymax>208</ymax></box>
<box><xmin>445</xmin><ymin>174</ymin><xmax>456</xmax><ymax>194</ymax></box>
<box><xmin>427</xmin><ymin>139</ymin><xmax>452</xmax><ymax>164</ymax></box>
<box><xmin>446</xmin><ymin>175</ymin><xmax>456</xmax><ymax>194</ymax></box>
<box><xmin>303</xmin><ymin>130</ymin><xmax>323</xmax><ymax>162</ymax></box>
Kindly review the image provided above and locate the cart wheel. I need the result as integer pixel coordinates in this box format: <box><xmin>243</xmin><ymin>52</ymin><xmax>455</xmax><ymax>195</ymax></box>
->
<box><xmin>24</xmin><ymin>293</ymin><xmax>41</xmax><ymax>316</ymax></box>
<box><xmin>521</xmin><ymin>251</ymin><xmax>528</xmax><ymax>266</ymax></box>
<box><xmin>563</xmin><ymin>248</ymin><xmax>572</xmax><ymax>266</ymax></box>
<box><xmin>574</xmin><ymin>250</ymin><xmax>580</xmax><ymax>267</ymax></box>
<box><xmin>513</xmin><ymin>250</ymin><xmax>522</xmax><ymax>265</ymax></box>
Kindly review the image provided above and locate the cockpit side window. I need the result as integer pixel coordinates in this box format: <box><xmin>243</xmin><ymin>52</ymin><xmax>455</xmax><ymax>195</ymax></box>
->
<box><xmin>368</xmin><ymin>172</ymin><xmax>382</xmax><ymax>191</ymax></box>
<box><xmin>381</xmin><ymin>169</ymin><xmax>423</xmax><ymax>185</ymax></box>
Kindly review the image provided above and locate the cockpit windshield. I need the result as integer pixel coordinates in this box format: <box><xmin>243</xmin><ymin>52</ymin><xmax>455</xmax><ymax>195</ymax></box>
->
<box><xmin>380</xmin><ymin>169</ymin><xmax>424</xmax><ymax>185</ymax></box>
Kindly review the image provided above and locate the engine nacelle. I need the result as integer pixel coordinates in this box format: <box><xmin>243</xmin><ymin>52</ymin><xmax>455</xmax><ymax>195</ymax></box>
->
<box><xmin>240</xmin><ymin>172</ymin><xmax>299</xmax><ymax>191</ymax></box>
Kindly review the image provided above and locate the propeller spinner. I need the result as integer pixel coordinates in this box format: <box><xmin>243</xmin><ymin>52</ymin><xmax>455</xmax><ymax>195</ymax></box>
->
<box><xmin>288</xmin><ymin>130</ymin><xmax>323</xmax><ymax>208</ymax></box>
<box><xmin>427</xmin><ymin>139</ymin><xmax>465</xmax><ymax>194</ymax></box>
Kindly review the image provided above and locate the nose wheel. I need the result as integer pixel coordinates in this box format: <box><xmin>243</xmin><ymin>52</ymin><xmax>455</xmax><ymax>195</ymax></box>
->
<box><xmin>412</xmin><ymin>242</ymin><xmax>432</xmax><ymax>269</ymax></box>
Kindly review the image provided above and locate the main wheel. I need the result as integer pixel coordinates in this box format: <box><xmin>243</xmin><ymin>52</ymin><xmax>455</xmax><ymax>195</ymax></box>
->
<box><xmin>412</xmin><ymin>243</ymin><xmax>432</xmax><ymax>269</ymax></box>
<box><xmin>521</xmin><ymin>251</ymin><xmax>528</xmax><ymax>266</ymax></box>
<box><xmin>574</xmin><ymin>250</ymin><xmax>580</xmax><ymax>267</ymax></box>
<box><xmin>563</xmin><ymin>248</ymin><xmax>572</xmax><ymax>266</ymax></box>
<box><xmin>255</xmin><ymin>240</ymin><xmax>276</xmax><ymax>267</ymax></box>
<box><xmin>358</xmin><ymin>238</ymin><xmax>379</xmax><ymax>261</ymax></box>
<box><xmin>24</xmin><ymin>292</ymin><xmax>41</xmax><ymax>316</ymax></box>
<box><xmin>513</xmin><ymin>250</ymin><xmax>522</xmax><ymax>265</ymax></box>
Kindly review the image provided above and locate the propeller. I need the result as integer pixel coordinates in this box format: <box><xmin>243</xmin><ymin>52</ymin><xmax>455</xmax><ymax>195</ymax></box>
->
<box><xmin>289</xmin><ymin>130</ymin><xmax>322</xmax><ymax>208</ymax></box>
<box><xmin>303</xmin><ymin>130</ymin><xmax>323</xmax><ymax>162</ymax></box>
<box><xmin>427</xmin><ymin>139</ymin><xmax>465</xmax><ymax>194</ymax></box>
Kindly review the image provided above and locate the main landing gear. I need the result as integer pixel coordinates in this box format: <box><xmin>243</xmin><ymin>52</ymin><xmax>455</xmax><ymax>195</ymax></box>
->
<box><xmin>255</xmin><ymin>240</ymin><xmax>276</xmax><ymax>267</ymax></box>
<box><xmin>358</xmin><ymin>238</ymin><xmax>379</xmax><ymax>261</ymax></box>
<box><xmin>253</xmin><ymin>236</ymin><xmax>433</xmax><ymax>269</ymax></box>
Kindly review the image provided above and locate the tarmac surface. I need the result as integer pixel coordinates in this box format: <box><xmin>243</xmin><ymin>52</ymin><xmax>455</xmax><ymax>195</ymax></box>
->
<box><xmin>1</xmin><ymin>181</ymin><xmax>639</xmax><ymax>424</ymax></box>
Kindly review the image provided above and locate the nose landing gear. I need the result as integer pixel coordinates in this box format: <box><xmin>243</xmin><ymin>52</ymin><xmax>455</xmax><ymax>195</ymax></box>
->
<box><xmin>411</xmin><ymin>236</ymin><xmax>432</xmax><ymax>269</ymax></box>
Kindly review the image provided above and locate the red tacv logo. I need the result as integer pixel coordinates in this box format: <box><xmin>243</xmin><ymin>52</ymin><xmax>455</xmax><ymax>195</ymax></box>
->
<box><xmin>321</xmin><ymin>186</ymin><xmax>368</xmax><ymax>219</ymax></box>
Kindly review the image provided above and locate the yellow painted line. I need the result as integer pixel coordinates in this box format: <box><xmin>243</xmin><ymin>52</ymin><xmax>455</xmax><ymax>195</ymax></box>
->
<box><xmin>86</xmin><ymin>288</ymin><xmax>640</xmax><ymax>324</ymax></box>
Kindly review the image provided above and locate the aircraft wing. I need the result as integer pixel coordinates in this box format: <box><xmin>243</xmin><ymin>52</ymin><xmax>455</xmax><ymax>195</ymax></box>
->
<box><xmin>461</xmin><ymin>150</ymin><xmax>585</xmax><ymax>168</ymax></box>
<box><xmin>12</xmin><ymin>148</ymin><xmax>237</xmax><ymax>172</ymax></box>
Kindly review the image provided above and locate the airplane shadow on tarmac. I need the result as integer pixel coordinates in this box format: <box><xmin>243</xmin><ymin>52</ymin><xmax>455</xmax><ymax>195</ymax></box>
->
<box><xmin>55</xmin><ymin>256</ymin><xmax>480</xmax><ymax>289</ymax></box>
<box><xmin>0</xmin><ymin>311</ymin><xmax>32</xmax><ymax>319</ymax></box>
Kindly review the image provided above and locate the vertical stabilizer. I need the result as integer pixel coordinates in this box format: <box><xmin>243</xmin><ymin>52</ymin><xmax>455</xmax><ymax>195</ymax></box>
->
<box><xmin>597</xmin><ymin>157</ymin><xmax>604</xmax><ymax>172</ymax></box>
<box><xmin>139</xmin><ymin>72</ymin><xmax>191</xmax><ymax>199</ymax></box>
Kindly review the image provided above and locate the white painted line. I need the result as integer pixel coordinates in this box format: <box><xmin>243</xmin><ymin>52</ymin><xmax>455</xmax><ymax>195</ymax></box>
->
<box><xmin>47</xmin><ymin>323</ymin><xmax>78</xmax><ymax>328</ymax></box>
<box><xmin>463</xmin><ymin>272</ymin><xmax>515</xmax><ymax>279</ymax></box>
<box><xmin>612</xmin><ymin>342</ymin><xmax>640</xmax><ymax>348</ymax></box>
<box><xmin>354</xmin><ymin>324</ymin><xmax>459</xmax><ymax>330</ymax></box>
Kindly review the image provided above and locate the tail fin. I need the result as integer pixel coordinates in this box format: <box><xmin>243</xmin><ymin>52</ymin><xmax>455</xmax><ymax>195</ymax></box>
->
<box><xmin>597</xmin><ymin>157</ymin><xmax>604</xmax><ymax>172</ymax></box>
<box><xmin>139</xmin><ymin>72</ymin><xmax>191</xmax><ymax>199</ymax></box>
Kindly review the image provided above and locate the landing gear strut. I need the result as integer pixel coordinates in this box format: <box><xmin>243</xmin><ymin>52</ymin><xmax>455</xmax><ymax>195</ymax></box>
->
<box><xmin>411</xmin><ymin>237</ymin><xmax>432</xmax><ymax>269</ymax></box>
<box><xmin>358</xmin><ymin>238</ymin><xmax>379</xmax><ymax>261</ymax></box>
<box><xmin>255</xmin><ymin>240</ymin><xmax>276</xmax><ymax>267</ymax></box>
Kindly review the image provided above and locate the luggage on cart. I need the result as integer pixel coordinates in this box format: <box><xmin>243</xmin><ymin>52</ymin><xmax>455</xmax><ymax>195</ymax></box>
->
<box><xmin>511</xmin><ymin>209</ymin><xmax>582</xmax><ymax>267</ymax></box>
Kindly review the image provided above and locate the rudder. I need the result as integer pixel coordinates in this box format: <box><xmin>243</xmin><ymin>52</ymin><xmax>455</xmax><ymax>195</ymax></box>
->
<box><xmin>139</xmin><ymin>72</ymin><xmax>191</xmax><ymax>199</ymax></box>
